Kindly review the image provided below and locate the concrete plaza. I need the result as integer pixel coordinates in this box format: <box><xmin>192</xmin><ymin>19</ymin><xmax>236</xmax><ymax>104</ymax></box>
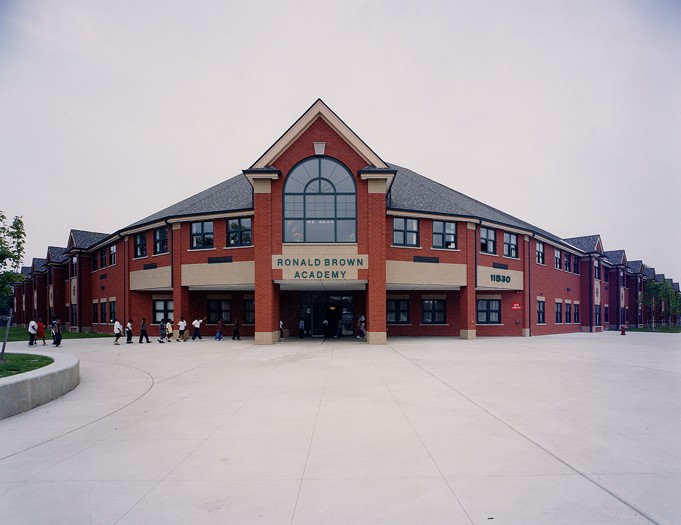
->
<box><xmin>0</xmin><ymin>332</ymin><xmax>679</xmax><ymax>524</ymax></box>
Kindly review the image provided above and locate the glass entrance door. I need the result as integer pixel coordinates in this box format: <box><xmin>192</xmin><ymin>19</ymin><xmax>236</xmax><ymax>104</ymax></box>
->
<box><xmin>296</xmin><ymin>292</ymin><xmax>354</xmax><ymax>337</ymax></box>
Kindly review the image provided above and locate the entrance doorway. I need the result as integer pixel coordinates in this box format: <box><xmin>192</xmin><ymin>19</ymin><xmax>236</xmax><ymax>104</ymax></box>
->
<box><xmin>290</xmin><ymin>292</ymin><xmax>355</xmax><ymax>337</ymax></box>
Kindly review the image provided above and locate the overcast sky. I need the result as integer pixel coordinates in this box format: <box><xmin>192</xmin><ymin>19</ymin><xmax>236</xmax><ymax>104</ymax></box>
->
<box><xmin>1</xmin><ymin>1</ymin><xmax>680</xmax><ymax>280</ymax></box>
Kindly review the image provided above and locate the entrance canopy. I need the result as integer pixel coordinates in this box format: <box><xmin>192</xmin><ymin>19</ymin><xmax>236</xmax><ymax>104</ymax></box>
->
<box><xmin>275</xmin><ymin>279</ymin><xmax>367</xmax><ymax>291</ymax></box>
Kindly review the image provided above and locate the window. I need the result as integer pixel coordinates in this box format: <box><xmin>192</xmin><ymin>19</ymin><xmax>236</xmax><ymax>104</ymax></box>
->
<box><xmin>387</xmin><ymin>299</ymin><xmax>409</xmax><ymax>324</ymax></box>
<box><xmin>207</xmin><ymin>299</ymin><xmax>231</xmax><ymax>324</ymax></box>
<box><xmin>620</xmin><ymin>272</ymin><xmax>625</xmax><ymax>287</ymax></box>
<box><xmin>227</xmin><ymin>217</ymin><xmax>252</xmax><ymax>247</ymax></box>
<box><xmin>92</xmin><ymin>252</ymin><xmax>98</xmax><ymax>271</ymax></box>
<box><xmin>573</xmin><ymin>256</ymin><xmax>580</xmax><ymax>274</ymax></box>
<box><xmin>595</xmin><ymin>305</ymin><xmax>601</xmax><ymax>325</ymax></box>
<box><xmin>244</xmin><ymin>299</ymin><xmax>255</xmax><ymax>324</ymax></box>
<box><xmin>594</xmin><ymin>260</ymin><xmax>600</xmax><ymax>280</ymax></box>
<box><xmin>422</xmin><ymin>299</ymin><xmax>445</xmax><ymax>324</ymax></box>
<box><xmin>71</xmin><ymin>305</ymin><xmax>77</xmax><ymax>326</ymax></box>
<box><xmin>154</xmin><ymin>227</ymin><xmax>168</xmax><ymax>255</ymax></box>
<box><xmin>555</xmin><ymin>249</ymin><xmax>561</xmax><ymax>270</ymax></box>
<box><xmin>604</xmin><ymin>305</ymin><xmax>609</xmax><ymax>324</ymax></box>
<box><xmin>100</xmin><ymin>302</ymin><xmax>107</xmax><ymax>324</ymax></box>
<box><xmin>503</xmin><ymin>232</ymin><xmax>518</xmax><ymax>258</ymax></box>
<box><xmin>536</xmin><ymin>241</ymin><xmax>545</xmax><ymax>264</ymax></box>
<box><xmin>477</xmin><ymin>299</ymin><xmax>501</xmax><ymax>324</ymax></box>
<box><xmin>555</xmin><ymin>302</ymin><xmax>563</xmax><ymax>324</ymax></box>
<box><xmin>191</xmin><ymin>221</ymin><xmax>214</xmax><ymax>250</ymax></box>
<box><xmin>393</xmin><ymin>218</ymin><xmax>419</xmax><ymax>247</ymax></box>
<box><xmin>565</xmin><ymin>303</ymin><xmax>572</xmax><ymax>324</ymax></box>
<box><xmin>620</xmin><ymin>307</ymin><xmax>625</xmax><ymax>325</ymax></box>
<box><xmin>93</xmin><ymin>303</ymin><xmax>98</xmax><ymax>324</ymax></box>
<box><xmin>480</xmin><ymin>227</ymin><xmax>496</xmax><ymax>254</ymax></box>
<box><xmin>134</xmin><ymin>233</ymin><xmax>147</xmax><ymax>258</ymax></box>
<box><xmin>564</xmin><ymin>252</ymin><xmax>571</xmax><ymax>272</ymax></box>
<box><xmin>109</xmin><ymin>300</ymin><xmax>116</xmax><ymax>323</ymax></box>
<box><xmin>574</xmin><ymin>304</ymin><xmax>580</xmax><ymax>324</ymax></box>
<box><xmin>537</xmin><ymin>301</ymin><xmax>545</xmax><ymax>324</ymax></box>
<box><xmin>109</xmin><ymin>245</ymin><xmax>116</xmax><ymax>266</ymax></box>
<box><xmin>71</xmin><ymin>256</ymin><xmax>77</xmax><ymax>278</ymax></box>
<box><xmin>283</xmin><ymin>157</ymin><xmax>356</xmax><ymax>243</ymax></box>
<box><xmin>604</xmin><ymin>269</ymin><xmax>609</xmax><ymax>283</ymax></box>
<box><xmin>432</xmin><ymin>221</ymin><xmax>456</xmax><ymax>249</ymax></box>
<box><xmin>153</xmin><ymin>300</ymin><xmax>173</xmax><ymax>324</ymax></box>
<box><xmin>100</xmin><ymin>248</ymin><xmax>107</xmax><ymax>269</ymax></box>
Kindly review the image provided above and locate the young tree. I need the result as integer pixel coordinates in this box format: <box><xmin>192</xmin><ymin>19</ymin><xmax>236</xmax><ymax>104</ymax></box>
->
<box><xmin>0</xmin><ymin>212</ymin><xmax>26</xmax><ymax>312</ymax></box>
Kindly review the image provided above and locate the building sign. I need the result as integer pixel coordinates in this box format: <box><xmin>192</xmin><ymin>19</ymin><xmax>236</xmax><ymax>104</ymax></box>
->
<box><xmin>476</xmin><ymin>266</ymin><xmax>523</xmax><ymax>290</ymax></box>
<box><xmin>273</xmin><ymin>255</ymin><xmax>368</xmax><ymax>280</ymax></box>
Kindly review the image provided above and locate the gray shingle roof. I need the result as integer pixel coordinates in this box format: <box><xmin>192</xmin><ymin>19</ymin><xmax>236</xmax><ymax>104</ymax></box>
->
<box><xmin>31</xmin><ymin>258</ymin><xmax>47</xmax><ymax>273</ymax></box>
<box><xmin>47</xmin><ymin>246</ymin><xmax>68</xmax><ymax>265</ymax></box>
<box><xmin>628</xmin><ymin>260</ymin><xmax>644</xmax><ymax>273</ymax></box>
<box><xmin>644</xmin><ymin>267</ymin><xmax>656</xmax><ymax>279</ymax></box>
<box><xmin>386</xmin><ymin>163</ymin><xmax>573</xmax><ymax>248</ymax></box>
<box><xmin>655</xmin><ymin>274</ymin><xmax>666</xmax><ymax>283</ymax></box>
<box><xmin>70</xmin><ymin>230</ymin><xmax>109</xmax><ymax>250</ymax></box>
<box><xmin>564</xmin><ymin>235</ymin><xmax>601</xmax><ymax>253</ymax></box>
<box><xmin>604</xmin><ymin>250</ymin><xmax>626</xmax><ymax>266</ymax></box>
<box><xmin>124</xmin><ymin>175</ymin><xmax>253</xmax><ymax>230</ymax></box>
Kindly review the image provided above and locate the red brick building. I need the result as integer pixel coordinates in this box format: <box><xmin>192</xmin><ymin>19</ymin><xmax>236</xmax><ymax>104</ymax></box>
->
<box><xmin>11</xmin><ymin>100</ymin><xmax>680</xmax><ymax>340</ymax></box>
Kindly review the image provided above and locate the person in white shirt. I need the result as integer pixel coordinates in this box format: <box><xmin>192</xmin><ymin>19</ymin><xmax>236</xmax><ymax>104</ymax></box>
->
<box><xmin>177</xmin><ymin>317</ymin><xmax>187</xmax><ymax>341</ymax></box>
<box><xmin>113</xmin><ymin>319</ymin><xmax>123</xmax><ymax>345</ymax></box>
<box><xmin>28</xmin><ymin>319</ymin><xmax>38</xmax><ymax>346</ymax></box>
<box><xmin>191</xmin><ymin>316</ymin><xmax>206</xmax><ymax>341</ymax></box>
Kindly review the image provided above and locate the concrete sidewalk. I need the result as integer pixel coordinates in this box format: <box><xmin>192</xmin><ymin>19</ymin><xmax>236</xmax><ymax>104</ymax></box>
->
<box><xmin>0</xmin><ymin>332</ymin><xmax>679</xmax><ymax>524</ymax></box>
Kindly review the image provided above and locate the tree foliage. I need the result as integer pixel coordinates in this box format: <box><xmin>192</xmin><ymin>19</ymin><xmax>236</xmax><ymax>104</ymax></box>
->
<box><xmin>0</xmin><ymin>212</ymin><xmax>26</xmax><ymax>311</ymax></box>
<box><xmin>640</xmin><ymin>265</ymin><xmax>681</xmax><ymax>325</ymax></box>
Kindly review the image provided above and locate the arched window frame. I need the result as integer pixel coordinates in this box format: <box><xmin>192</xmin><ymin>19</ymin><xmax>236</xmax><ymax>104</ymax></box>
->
<box><xmin>282</xmin><ymin>156</ymin><xmax>357</xmax><ymax>243</ymax></box>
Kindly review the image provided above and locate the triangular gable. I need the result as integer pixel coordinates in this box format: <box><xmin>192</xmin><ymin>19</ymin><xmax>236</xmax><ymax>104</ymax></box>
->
<box><xmin>595</xmin><ymin>237</ymin><xmax>604</xmax><ymax>255</ymax></box>
<box><xmin>251</xmin><ymin>99</ymin><xmax>388</xmax><ymax>170</ymax></box>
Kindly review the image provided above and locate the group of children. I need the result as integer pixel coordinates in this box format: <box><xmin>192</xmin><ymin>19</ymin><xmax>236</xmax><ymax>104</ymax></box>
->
<box><xmin>27</xmin><ymin>318</ymin><xmax>62</xmax><ymax>347</ymax></box>
<box><xmin>112</xmin><ymin>316</ymin><xmax>238</xmax><ymax>345</ymax></box>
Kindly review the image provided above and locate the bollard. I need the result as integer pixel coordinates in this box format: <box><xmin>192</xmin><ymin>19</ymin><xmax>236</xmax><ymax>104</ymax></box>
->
<box><xmin>620</xmin><ymin>325</ymin><xmax>627</xmax><ymax>335</ymax></box>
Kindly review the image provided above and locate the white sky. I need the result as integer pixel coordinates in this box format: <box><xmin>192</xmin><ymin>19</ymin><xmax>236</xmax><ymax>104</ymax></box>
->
<box><xmin>1</xmin><ymin>1</ymin><xmax>680</xmax><ymax>280</ymax></box>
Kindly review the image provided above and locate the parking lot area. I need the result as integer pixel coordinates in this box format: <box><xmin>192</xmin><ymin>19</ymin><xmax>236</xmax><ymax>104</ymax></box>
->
<box><xmin>0</xmin><ymin>332</ymin><xmax>679</xmax><ymax>524</ymax></box>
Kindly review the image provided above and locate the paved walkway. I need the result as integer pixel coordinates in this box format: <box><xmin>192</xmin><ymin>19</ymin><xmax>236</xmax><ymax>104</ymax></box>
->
<box><xmin>0</xmin><ymin>332</ymin><xmax>679</xmax><ymax>524</ymax></box>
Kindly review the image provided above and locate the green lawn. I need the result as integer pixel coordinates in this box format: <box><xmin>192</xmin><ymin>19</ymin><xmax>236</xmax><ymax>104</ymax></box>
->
<box><xmin>1</xmin><ymin>326</ymin><xmax>112</xmax><ymax>343</ymax></box>
<box><xmin>0</xmin><ymin>353</ymin><xmax>54</xmax><ymax>378</ymax></box>
<box><xmin>625</xmin><ymin>325</ymin><xmax>681</xmax><ymax>334</ymax></box>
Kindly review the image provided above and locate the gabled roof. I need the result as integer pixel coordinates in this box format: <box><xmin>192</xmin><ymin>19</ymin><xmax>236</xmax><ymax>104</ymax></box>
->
<box><xmin>251</xmin><ymin>99</ymin><xmax>389</xmax><ymax>170</ymax></box>
<box><xmin>20</xmin><ymin>266</ymin><xmax>31</xmax><ymax>278</ymax></box>
<box><xmin>674</xmin><ymin>283</ymin><xmax>680</xmax><ymax>293</ymax></box>
<box><xmin>387</xmin><ymin>164</ymin><xmax>575</xmax><ymax>249</ymax></box>
<box><xmin>644</xmin><ymin>267</ymin><xmax>656</xmax><ymax>279</ymax></box>
<box><xmin>69</xmin><ymin>230</ymin><xmax>109</xmax><ymax>251</ymax></box>
<box><xmin>655</xmin><ymin>274</ymin><xmax>666</xmax><ymax>283</ymax></box>
<box><xmin>31</xmin><ymin>258</ymin><xmax>47</xmax><ymax>273</ymax></box>
<box><xmin>604</xmin><ymin>250</ymin><xmax>627</xmax><ymax>266</ymax></box>
<box><xmin>124</xmin><ymin>174</ymin><xmax>253</xmax><ymax>231</ymax></box>
<box><xmin>46</xmin><ymin>246</ymin><xmax>68</xmax><ymax>265</ymax></box>
<box><xmin>564</xmin><ymin>235</ymin><xmax>603</xmax><ymax>254</ymax></box>
<box><xmin>628</xmin><ymin>260</ymin><xmax>644</xmax><ymax>273</ymax></box>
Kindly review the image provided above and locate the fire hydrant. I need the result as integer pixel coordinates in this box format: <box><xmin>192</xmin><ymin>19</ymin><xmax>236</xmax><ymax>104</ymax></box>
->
<box><xmin>620</xmin><ymin>325</ymin><xmax>627</xmax><ymax>335</ymax></box>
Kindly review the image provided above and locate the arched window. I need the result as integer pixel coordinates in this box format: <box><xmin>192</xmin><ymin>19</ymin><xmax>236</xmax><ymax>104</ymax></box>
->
<box><xmin>283</xmin><ymin>157</ymin><xmax>356</xmax><ymax>243</ymax></box>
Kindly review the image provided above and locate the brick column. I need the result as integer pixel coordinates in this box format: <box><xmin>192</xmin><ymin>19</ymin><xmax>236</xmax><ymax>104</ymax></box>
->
<box><xmin>522</xmin><ymin>234</ymin><xmax>531</xmax><ymax>337</ymax></box>
<box><xmin>459</xmin><ymin>222</ymin><xmax>478</xmax><ymax>339</ymax></box>
<box><xmin>245</xmin><ymin>170</ymin><xmax>281</xmax><ymax>345</ymax></box>
<box><xmin>171</xmin><ymin>223</ymin><xmax>189</xmax><ymax>324</ymax></box>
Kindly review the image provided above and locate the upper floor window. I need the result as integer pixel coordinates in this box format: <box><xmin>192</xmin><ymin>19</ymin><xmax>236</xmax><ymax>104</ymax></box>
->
<box><xmin>564</xmin><ymin>252</ymin><xmax>571</xmax><ymax>272</ymax></box>
<box><xmin>432</xmin><ymin>221</ymin><xmax>456</xmax><ymax>249</ymax></box>
<box><xmin>393</xmin><ymin>218</ymin><xmax>419</xmax><ymax>247</ymax></box>
<box><xmin>503</xmin><ymin>232</ymin><xmax>518</xmax><ymax>258</ymax></box>
<box><xmin>109</xmin><ymin>245</ymin><xmax>116</xmax><ymax>266</ymax></box>
<box><xmin>100</xmin><ymin>248</ymin><xmax>107</xmax><ymax>269</ymax></box>
<box><xmin>283</xmin><ymin>157</ymin><xmax>356</xmax><ymax>243</ymax></box>
<box><xmin>191</xmin><ymin>221</ymin><xmax>214</xmax><ymax>250</ymax></box>
<box><xmin>154</xmin><ymin>227</ymin><xmax>168</xmax><ymax>255</ymax></box>
<box><xmin>573</xmin><ymin>256</ymin><xmax>580</xmax><ymax>274</ymax></box>
<box><xmin>134</xmin><ymin>233</ymin><xmax>147</xmax><ymax>258</ymax></box>
<box><xmin>604</xmin><ymin>269</ymin><xmax>609</xmax><ymax>283</ymax></box>
<box><xmin>227</xmin><ymin>217</ymin><xmax>252</xmax><ymax>247</ymax></box>
<box><xmin>480</xmin><ymin>227</ymin><xmax>496</xmax><ymax>254</ymax></box>
<box><xmin>536</xmin><ymin>241</ymin><xmax>545</xmax><ymax>264</ymax></box>
<box><xmin>71</xmin><ymin>256</ymin><xmax>77</xmax><ymax>278</ymax></box>
<box><xmin>92</xmin><ymin>252</ymin><xmax>98</xmax><ymax>271</ymax></box>
<box><xmin>594</xmin><ymin>260</ymin><xmax>601</xmax><ymax>280</ymax></box>
<box><xmin>554</xmin><ymin>249</ymin><xmax>561</xmax><ymax>270</ymax></box>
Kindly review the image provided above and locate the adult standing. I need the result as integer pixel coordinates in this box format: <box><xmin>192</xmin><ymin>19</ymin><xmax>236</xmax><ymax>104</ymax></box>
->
<box><xmin>177</xmin><ymin>317</ymin><xmax>187</xmax><ymax>341</ymax></box>
<box><xmin>37</xmin><ymin>318</ymin><xmax>46</xmax><ymax>345</ymax></box>
<box><xmin>166</xmin><ymin>319</ymin><xmax>174</xmax><ymax>343</ymax></box>
<box><xmin>139</xmin><ymin>317</ymin><xmax>151</xmax><ymax>343</ymax></box>
<box><xmin>280</xmin><ymin>319</ymin><xmax>284</xmax><ymax>339</ymax></box>
<box><xmin>192</xmin><ymin>316</ymin><xmax>205</xmax><ymax>341</ymax></box>
<box><xmin>158</xmin><ymin>319</ymin><xmax>166</xmax><ymax>343</ymax></box>
<box><xmin>232</xmin><ymin>317</ymin><xmax>241</xmax><ymax>340</ymax></box>
<box><xmin>126</xmin><ymin>319</ymin><xmax>133</xmax><ymax>344</ymax></box>
<box><xmin>28</xmin><ymin>318</ymin><xmax>38</xmax><ymax>346</ymax></box>
<box><xmin>298</xmin><ymin>318</ymin><xmax>305</xmax><ymax>339</ymax></box>
<box><xmin>113</xmin><ymin>318</ymin><xmax>123</xmax><ymax>345</ymax></box>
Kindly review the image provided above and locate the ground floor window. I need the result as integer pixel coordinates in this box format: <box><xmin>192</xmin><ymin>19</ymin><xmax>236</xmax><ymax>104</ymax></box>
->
<box><xmin>93</xmin><ymin>303</ymin><xmax>98</xmax><ymax>324</ymax></box>
<box><xmin>555</xmin><ymin>302</ymin><xmax>562</xmax><ymax>324</ymax></box>
<box><xmin>574</xmin><ymin>304</ymin><xmax>580</xmax><ymax>324</ymax></box>
<box><xmin>595</xmin><ymin>305</ymin><xmax>601</xmax><ymax>326</ymax></box>
<box><xmin>537</xmin><ymin>301</ymin><xmax>545</xmax><ymax>324</ymax></box>
<box><xmin>109</xmin><ymin>301</ymin><xmax>117</xmax><ymax>323</ymax></box>
<box><xmin>422</xmin><ymin>299</ymin><xmax>445</xmax><ymax>324</ymax></box>
<box><xmin>387</xmin><ymin>299</ymin><xmax>409</xmax><ymax>324</ymax></box>
<box><xmin>565</xmin><ymin>303</ymin><xmax>572</xmax><ymax>324</ymax></box>
<box><xmin>71</xmin><ymin>305</ymin><xmax>77</xmax><ymax>326</ymax></box>
<box><xmin>208</xmin><ymin>299</ymin><xmax>231</xmax><ymax>324</ymax></box>
<box><xmin>477</xmin><ymin>299</ymin><xmax>500</xmax><ymax>324</ymax></box>
<box><xmin>100</xmin><ymin>302</ymin><xmax>107</xmax><ymax>324</ymax></box>
<box><xmin>244</xmin><ymin>299</ymin><xmax>255</xmax><ymax>324</ymax></box>
<box><xmin>604</xmin><ymin>305</ymin><xmax>609</xmax><ymax>324</ymax></box>
<box><xmin>153</xmin><ymin>299</ymin><xmax>173</xmax><ymax>324</ymax></box>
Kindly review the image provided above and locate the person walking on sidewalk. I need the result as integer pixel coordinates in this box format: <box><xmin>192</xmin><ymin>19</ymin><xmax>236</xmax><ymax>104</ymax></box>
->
<box><xmin>139</xmin><ymin>317</ymin><xmax>151</xmax><ymax>343</ymax></box>
<box><xmin>113</xmin><ymin>318</ymin><xmax>123</xmax><ymax>345</ymax></box>
<box><xmin>232</xmin><ymin>317</ymin><xmax>241</xmax><ymax>340</ymax></box>
<box><xmin>192</xmin><ymin>316</ymin><xmax>206</xmax><ymax>341</ymax></box>
<box><xmin>125</xmin><ymin>319</ymin><xmax>133</xmax><ymax>344</ymax></box>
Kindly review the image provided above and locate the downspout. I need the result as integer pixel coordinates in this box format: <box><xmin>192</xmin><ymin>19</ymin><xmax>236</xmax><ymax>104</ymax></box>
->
<box><xmin>528</xmin><ymin>233</ymin><xmax>534</xmax><ymax>337</ymax></box>
<box><xmin>77</xmin><ymin>250</ymin><xmax>82</xmax><ymax>332</ymax></box>
<box><xmin>589</xmin><ymin>255</ymin><xmax>594</xmax><ymax>332</ymax></box>
<box><xmin>121</xmin><ymin>233</ymin><xmax>127</xmax><ymax>324</ymax></box>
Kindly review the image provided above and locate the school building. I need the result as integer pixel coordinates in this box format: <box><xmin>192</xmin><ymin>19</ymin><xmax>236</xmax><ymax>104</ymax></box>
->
<box><xmin>12</xmin><ymin>100</ymin><xmax>680</xmax><ymax>342</ymax></box>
